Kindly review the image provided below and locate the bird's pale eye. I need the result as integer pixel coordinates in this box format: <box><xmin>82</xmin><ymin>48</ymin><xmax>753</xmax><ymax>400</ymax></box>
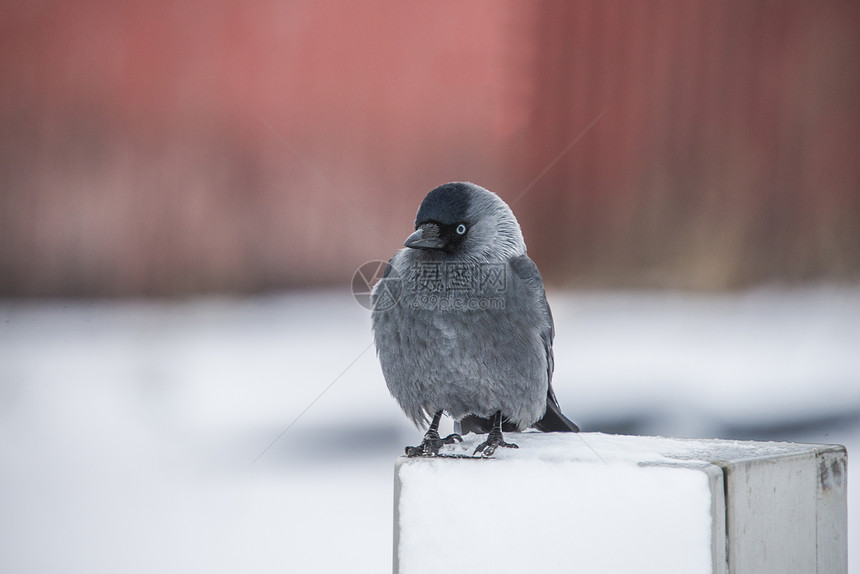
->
<box><xmin>456</xmin><ymin>224</ymin><xmax>467</xmax><ymax>235</ymax></box>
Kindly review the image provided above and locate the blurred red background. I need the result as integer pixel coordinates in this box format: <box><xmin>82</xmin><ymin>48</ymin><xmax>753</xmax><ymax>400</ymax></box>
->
<box><xmin>1</xmin><ymin>1</ymin><xmax>859</xmax><ymax>296</ymax></box>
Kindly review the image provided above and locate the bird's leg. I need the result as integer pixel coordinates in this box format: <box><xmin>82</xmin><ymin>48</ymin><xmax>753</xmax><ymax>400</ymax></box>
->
<box><xmin>473</xmin><ymin>411</ymin><xmax>519</xmax><ymax>457</ymax></box>
<box><xmin>405</xmin><ymin>410</ymin><xmax>463</xmax><ymax>457</ymax></box>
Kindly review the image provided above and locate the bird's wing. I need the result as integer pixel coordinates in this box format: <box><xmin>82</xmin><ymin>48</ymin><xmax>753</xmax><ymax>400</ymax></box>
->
<box><xmin>508</xmin><ymin>254</ymin><xmax>555</xmax><ymax>386</ymax></box>
<box><xmin>510</xmin><ymin>255</ymin><xmax>579</xmax><ymax>433</ymax></box>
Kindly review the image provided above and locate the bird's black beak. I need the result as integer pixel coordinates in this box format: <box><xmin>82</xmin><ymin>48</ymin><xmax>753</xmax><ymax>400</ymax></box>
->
<box><xmin>404</xmin><ymin>223</ymin><xmax>445</xmax><ymax>250</ymax></box>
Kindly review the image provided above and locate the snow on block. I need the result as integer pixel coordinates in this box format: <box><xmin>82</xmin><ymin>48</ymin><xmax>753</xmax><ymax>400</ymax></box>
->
<box><xmin>393</xmin><ymin>433</ymin><xmax>847</xmax><ymax>574</ymax></box>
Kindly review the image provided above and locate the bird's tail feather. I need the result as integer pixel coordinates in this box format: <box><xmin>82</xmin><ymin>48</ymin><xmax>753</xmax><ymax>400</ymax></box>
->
<box><xmin>532</xmin><ymin>396</ymin><xmax>580</xmax><ymax>432</ymax></box>
<box><xmin>534</xmin><ymin>384</ymin><xmax>580</xmax><ymax>432</ymax></box>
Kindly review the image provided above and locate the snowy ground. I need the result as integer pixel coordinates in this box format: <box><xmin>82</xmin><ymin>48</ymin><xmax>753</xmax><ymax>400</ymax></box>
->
<box><xmin>0</xmin><ymin>287</ymin><xmax>857</xmax><ymax>573</ymax></box>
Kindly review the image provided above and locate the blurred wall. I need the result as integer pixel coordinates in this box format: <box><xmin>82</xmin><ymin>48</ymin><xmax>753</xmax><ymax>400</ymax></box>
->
<box><xmin>520</xmin><ymin>1</ymin><xmax>860</xmax><ymax>288</ymax></box>
<box><xmin>1</xmin><ymin>1</ymin><xmax>858</xmax><ymax>297</ymax></box>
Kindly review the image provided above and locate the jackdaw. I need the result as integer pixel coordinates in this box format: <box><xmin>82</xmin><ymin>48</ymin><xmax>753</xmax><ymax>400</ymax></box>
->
<box><xmin>371</xmin><ymin>182</ymin><xmax>579</xmax><ymax>457</ymax></box>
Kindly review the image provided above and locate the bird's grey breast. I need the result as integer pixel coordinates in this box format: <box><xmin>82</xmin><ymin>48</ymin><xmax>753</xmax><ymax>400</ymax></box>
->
<box><xmin>371</xmin><ymin>252</ymin><xmax>549</xmax><ymax>426</ymax></box>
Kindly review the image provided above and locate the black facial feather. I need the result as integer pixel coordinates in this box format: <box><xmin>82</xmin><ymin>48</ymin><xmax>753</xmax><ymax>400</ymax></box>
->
<box><xmin>435</xmin><ymin>222</ymin><xmax>467</xmax><ymax>253</ymax></box>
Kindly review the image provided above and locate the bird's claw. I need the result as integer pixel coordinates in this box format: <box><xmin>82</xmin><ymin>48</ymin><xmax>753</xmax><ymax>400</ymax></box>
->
<box><xmin>405</xmin><ymin>430</ymin><xmax>463</xmax><ymax>457</ymax></box>
<box><xmin>472</xmin><ymin>429</ymin><xmax>518</xmax><ymax>457</ymax></box>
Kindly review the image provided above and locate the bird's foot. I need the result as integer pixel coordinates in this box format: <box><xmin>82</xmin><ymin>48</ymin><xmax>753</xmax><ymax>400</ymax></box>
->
<box><xmin>473</xmin><ymin>428</ymin><xmax>518</xmax><ymax>457</ymax></box>
<box><xmin>405</xmin><ymin>429</ymin><xmax>463</xmax><ymax>457</ymax></box>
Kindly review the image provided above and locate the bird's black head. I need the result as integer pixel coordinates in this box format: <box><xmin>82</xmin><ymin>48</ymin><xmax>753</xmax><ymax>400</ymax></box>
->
<box><xmin>401</xmin><ymin>182</ymin><xmax>526</xmax><ymax>261</ymax></box>
<box><xmin>404</xmin><ymin>183</ymin><xmax>473</xmax><ymax>254</ymax></box>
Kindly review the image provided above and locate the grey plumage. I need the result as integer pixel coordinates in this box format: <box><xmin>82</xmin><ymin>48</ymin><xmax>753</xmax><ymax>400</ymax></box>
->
<box><xmin>371</xmin><ymin>182</ymin><xmax>577</xmax><ymax>453</ymax></box>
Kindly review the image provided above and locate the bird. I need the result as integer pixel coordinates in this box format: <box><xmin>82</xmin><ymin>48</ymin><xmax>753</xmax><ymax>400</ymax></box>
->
<box><xmin>371</xmin><ymin>182</ymin><xmax>579</xmax><ymax>457</ymax></box>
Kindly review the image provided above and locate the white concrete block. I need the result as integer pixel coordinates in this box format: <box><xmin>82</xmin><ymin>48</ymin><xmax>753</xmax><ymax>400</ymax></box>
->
<box><xmin>393</xmin><ymin>433</ymin><xmax>846</xmax><ymax>574</ymax></box>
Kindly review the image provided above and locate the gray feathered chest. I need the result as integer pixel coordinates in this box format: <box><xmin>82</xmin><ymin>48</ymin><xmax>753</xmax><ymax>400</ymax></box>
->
<box><xmin>371</xmin><ymin>251</ymin><xmax>551</xmax><ymax>429</ymax></box>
